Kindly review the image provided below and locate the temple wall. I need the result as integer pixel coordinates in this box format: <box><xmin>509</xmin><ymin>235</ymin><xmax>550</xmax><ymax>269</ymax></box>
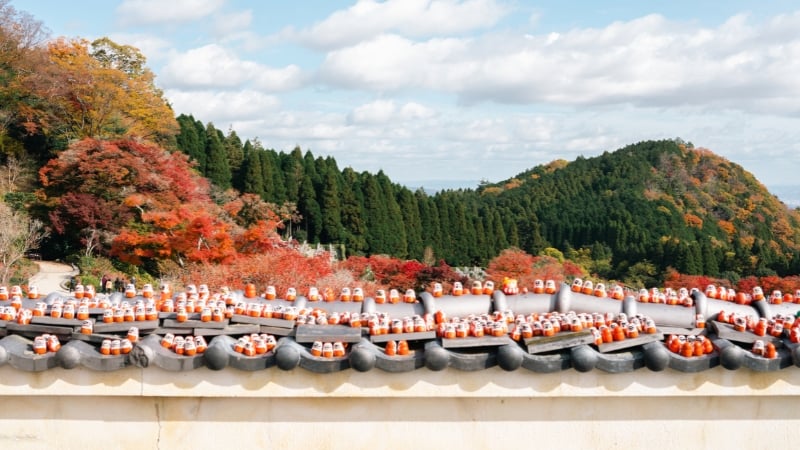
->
<box><xmin>1</xmin><ymin>366</ymin><xmax>798</xmax><ymax>449</ymax></box>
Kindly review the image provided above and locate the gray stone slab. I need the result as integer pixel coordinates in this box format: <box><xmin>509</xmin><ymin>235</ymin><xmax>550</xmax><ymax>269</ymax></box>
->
<box><xmin>0</xmin><ymin>334</ymin><xmax>59</xmax><ymax>372</ymax></box>
<box><xmin>525</xmin><ymin>330</ymin><xmax>595</xmax><ymax>354</ymax></box>
<box><xmin>277</xmin><ymin>338</ymin><xmax>351</xmax><ymax>373</ymax></box>
<box><xmin>667</xmin><ymin>350</ymin><xmax>720</xmax><ymax>372</ymax></box>
<box><xmin>373</xmin><ymin>344</ymin><xmax>425</xmax><ymax>373</ymax></box>
<box><xmin>596</xmin><ymin>332</ymin><xmax>663</xmax><ymax>353</ymax></box>
<box><xmin>711</xmin><ymin>321</ymin><xmax>782</xmax><ymax>346</ymax></box>
<box><xmin>31</xmin><ymin>316</ymin><xmax>87</xmax><ymax>327</ymax></box>
<box><xmin>207</xmin><ymin>335</ymin><xmax>277</xmax><ymax>371</ymax></box>
<box><xmin>229</xmin><ymin>314</ymin><xmax>296</xmax><ymax>329</ymax></box>
<box><xmin>159</xmin><ymin>312</ymin><xmax>201</xmax><ymax>320</ymax></box>
<box><xmin>369</xmin><ymin>331</ymin><xmax>436</xmax><ymax>343</ymax></box>
<box><xmin>193</xmin><ymin>324</ymin><xmax>260</xmax><ymax>337</ymax></box>
<box><xmin>446</xmin><ymin>348</ymin><xmax>497</xmax><ymax>371</ymax></box>
<box><xmin>6</xmin><ymin>322</ymin><xmax>74</xmax><ymax>336</ymax></box>
<box><xmin>741</xmin><ymin>349</ymin><xmax>793</xmax><ymax>372</ymax></box>
<box><xmin>161</xmin><ymin>318</ymin><xmax>228</xmax><ymax>329</ymax></box>
<box><xmin>260</xmin><ymin>325</ymin><xmax>296</xmax><ymax>336</ymax></box>
<box><xmin>295</xmin><ymin>324</ymin><xmax>362</xmax><ymax>343</ymax></box>
<box><xmin>62</xmin><ymin>339</ymin><xmax>129</xmax><ymax>371</ymax></box>
<box><xmin>441</xmin><ymin>335</ymin><xmax>513</xmax><ymax>349</ymax></box>
<box><xmin>137</xmin><ymin>334</ymin><xmax>205</xmax><ymax>372</ymax></box>
<box><xmin>521</xmin><ymin>351</ymin><xmax>571</xmax><ymax>373</ymax></box>
<box><xmin>71</xmin><ymin>332</ymin><xmax>131</xmax><ymax>344</ymax></box>
<box><xmin>659</xmin><ymin>326</ymin><xmax>706</xmax><ymax>336</ymax></box>
<box><xmin>153</xmin><ymin>327</ymin><xmax>195</xmax><ymax>335</ymax></box>
<box><xmin>595</xmin><ymin>349</ymin><xmax>645</xmax><ymax>373</ymax></box>
<box><xmin>93</xmin><ymin>320</ymin><xmax>159</xmax><ymax>333</ymax></box>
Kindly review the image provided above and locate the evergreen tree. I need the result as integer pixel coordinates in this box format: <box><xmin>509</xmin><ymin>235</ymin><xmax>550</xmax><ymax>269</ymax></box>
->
<box><xmin>362</xmin><ymin>173</ymin><xmax>389</xmax><ymax>253</ymax></box>
<box><xmin>416</xmin><ymin>190</ymin><xmax>442</xmax><ymax>260</ymax></box>
<box><xmin>701</xmin><ymin>239</ymin><xmax>720</xmax><ymax>277</ymax></box>
<box><xmin>204</xmin><ymin>123</ymin><xmax>231</xmax><ymax>189</ymax></box>
<box><xmin>240</xmin><ymin>149</ymin><xmax>264</xmax><ymax>197</ymax></box>
<box><xmin>224</xmin><ymin>128</ymin><xmax>244</xmax><ymax>177</ymax></box>
<box><xmin>281</xmin><ymin>146</ymin><xmax>304</xmax><ymax>202</ymax></box>
<box><xmin>175</xmin><ymin>114</ymin><xmax>206</xmax><ymax>171</ymax></box>
<box><xmin>377</xmin><ymin>171</ymin><xmax>408</xmax><ymax>258</ymax></box>
<box><xmin>398</xmin><ymin>188</ymin><xmax>423</xmax><ymax>260</ymax></box>
<box><xmin>232</xmin><ymin>139</ymin><xmax>254</xmax><ymax>192</ymax></box>
<box><xmin>263</xmin><ymin>149</ymin><xmax>287</xmax><ymax>203</ymax></box>
<box><xmin>320</xmin><ymin>168</ymin><xmax>344</xmax><ymax>245</ymax></box>
<box><xmin>339</xmin><ymin>168</ymin><xmax>367</xmax><ymax>255</ymax></box>
<box><xmin>297</xmin><ymin>173</ymin><xmax>322</xmax><ymax>242</ymax></box>
<box><xmin>192</xmin><ymin>118</ymin><xmax>208</xmax><ymax>173</ymax></box>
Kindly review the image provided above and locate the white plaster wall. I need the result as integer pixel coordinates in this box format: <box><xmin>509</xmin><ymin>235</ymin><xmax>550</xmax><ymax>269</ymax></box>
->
<box><xmin>0</xmin><ymin>366</ymin><xmax>797</xmax><ymax>449</ymax></box>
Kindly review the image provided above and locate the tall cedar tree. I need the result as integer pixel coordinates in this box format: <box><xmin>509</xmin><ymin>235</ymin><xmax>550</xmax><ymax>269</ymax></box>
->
<box><xmin>297</xmin><ymin>173</ymin><xmax>322</xmax><ymax>242</ymax></box>
<box><xmin>320</xmin><ymin>168</ymin><xmax>344</xmax><ymax>245</ymax></box>
<box><xmin>263</xmin><ymin>148</ymin><xmax>287</xmax><ymax>203</ymax></box>
<box><xmin>204</xmin><ymin>123</ymin><xmax>231</xmax><ymax>189</ymax></box>
<box><xmin>224</xmin><ymin>128</ymin><xmax>244</xmax><ymax>177</ymax></box>
<box><xmin>340</xmin><ymin>168</ymin><xmax>367</xmax><ymax>255</ymax></box>
<box><xmin>176</xmin><ymin>114</ymin><xmax>205</xmax><ymax>170</ymax></box>
<box><xmin>240</xmin><ymin>149</ymin><xmax>264</xmax><ymax>197</ymax></box>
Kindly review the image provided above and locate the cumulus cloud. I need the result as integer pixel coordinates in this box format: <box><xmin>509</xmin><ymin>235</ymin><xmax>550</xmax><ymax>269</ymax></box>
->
<box><xmin>348</xmin><ymin>99</ymin><xmax>436</xmax><ymax>124</ymax></box>
<box><xmin>317</xmin><ymin>12</ymin><xmax>800</xmax><ymax>115</ymax></box>
<box><xmin>116</xmin><ymin>0</ymin><xmax>225</xmax><ymax>26</ymax></box>
<box><xmin>290</xmin><ymin>0</ymin><xmax>509</xmax><ymax>49</ymax></box>
<box><xmin>160</xmin><ymin>44</ymin><xmax>305</xmax><ymax>91</ymax></box>
<box><xmin>166</xmin><ymin>89</ymin><xmax>280</xmax><ymax>122</ymax></box>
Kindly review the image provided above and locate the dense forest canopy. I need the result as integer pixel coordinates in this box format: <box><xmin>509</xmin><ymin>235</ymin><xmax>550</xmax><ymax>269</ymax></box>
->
<box><xmin>2</xmin><ymin>2</ymin><xmax>800</xmax><ymax>292</ymax></box>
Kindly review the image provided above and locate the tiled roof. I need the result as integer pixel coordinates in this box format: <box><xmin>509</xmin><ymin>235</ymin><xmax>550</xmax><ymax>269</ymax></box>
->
<box><xmin>0</xmin><ymin>284</ymin><xmax>796</xmax><ymax>374</ymax></box>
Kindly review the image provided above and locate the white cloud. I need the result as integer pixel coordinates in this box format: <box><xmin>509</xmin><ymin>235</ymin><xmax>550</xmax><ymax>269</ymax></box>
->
<box><xmin>116</xmin><ymin>0</ymin><xmax>225</xmax><ymax>26</ymax></box>
<box><xmin>399</xmin><ymin>102</ymin><xmax>436</xmax><ymax>120</ymax></box>
<box><xmin>317</xmin><ymin>12</ymin><xmax>800</xmax><ymax>116</ymax></box>
<box><xmin>160</xmin><ymin>44</ymin><xmax>305</xmax><ymax>91</ymax></box>
<box><xmin>292</xmin><ymin>0</ymin><xmax>509</xmax><ymax>49</ymax></box>
<box><xmin>166</xmin><ymin>89</ymin><xmax>280</xmax><ymax>122</ymax></box>
<box><xmin>347</xmin><ymin>99</ymin><xmax>436</xmax><ymax>124</ymax></box>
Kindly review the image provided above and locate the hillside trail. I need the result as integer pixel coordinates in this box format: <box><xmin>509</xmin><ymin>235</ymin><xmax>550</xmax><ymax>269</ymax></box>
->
<box><xmin>27</xmin><ymin>260</ymin><xmax>78</xmax><ymax>294</ymax></box>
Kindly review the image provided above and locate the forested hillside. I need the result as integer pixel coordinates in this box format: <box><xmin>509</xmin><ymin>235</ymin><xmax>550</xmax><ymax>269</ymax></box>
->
<box><xmin>172</xmin><ymin>118</ymin><xmax>800</xmax><ymax>282</ymax></box>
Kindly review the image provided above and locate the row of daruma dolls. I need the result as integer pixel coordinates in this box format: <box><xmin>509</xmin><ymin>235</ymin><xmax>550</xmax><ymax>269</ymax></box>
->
<box><xmin>241</xmin><ymin>280</ymin><xmax>499</xmax><ymax>303</ymax></box>
<box><xmin>704</xmin><ymin>284</ymin><xmax>800</xmax><ymax>305</ymax></box>
<box><xmin>568</xmin><ymin>279</ymin><xmax>800</xmax><ymax>307</ymax></box>
<box><xmin>0</xmin><ymin>285</ymin><xmax>44</xmax><ymax>300</ymax></box>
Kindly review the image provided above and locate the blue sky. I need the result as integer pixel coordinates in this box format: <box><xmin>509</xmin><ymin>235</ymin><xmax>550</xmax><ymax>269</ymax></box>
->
<box><xmin>13</xmin><ymin>0</ymin><xmax>800</xmax><ymax>193</ymax></box>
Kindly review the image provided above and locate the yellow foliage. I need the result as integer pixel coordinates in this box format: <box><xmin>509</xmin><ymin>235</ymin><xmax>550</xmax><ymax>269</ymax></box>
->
<box><xmin>28</xmin><ymin>38</ymin><xmax>177</xmax><ymax>145</ymax></box>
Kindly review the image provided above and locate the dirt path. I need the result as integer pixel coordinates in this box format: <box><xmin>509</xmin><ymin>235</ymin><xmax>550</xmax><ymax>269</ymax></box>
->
<box><xmin>27</xmin><ymin>261</ymin><xmax>78</xmax><ymax>294</ymax></box>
